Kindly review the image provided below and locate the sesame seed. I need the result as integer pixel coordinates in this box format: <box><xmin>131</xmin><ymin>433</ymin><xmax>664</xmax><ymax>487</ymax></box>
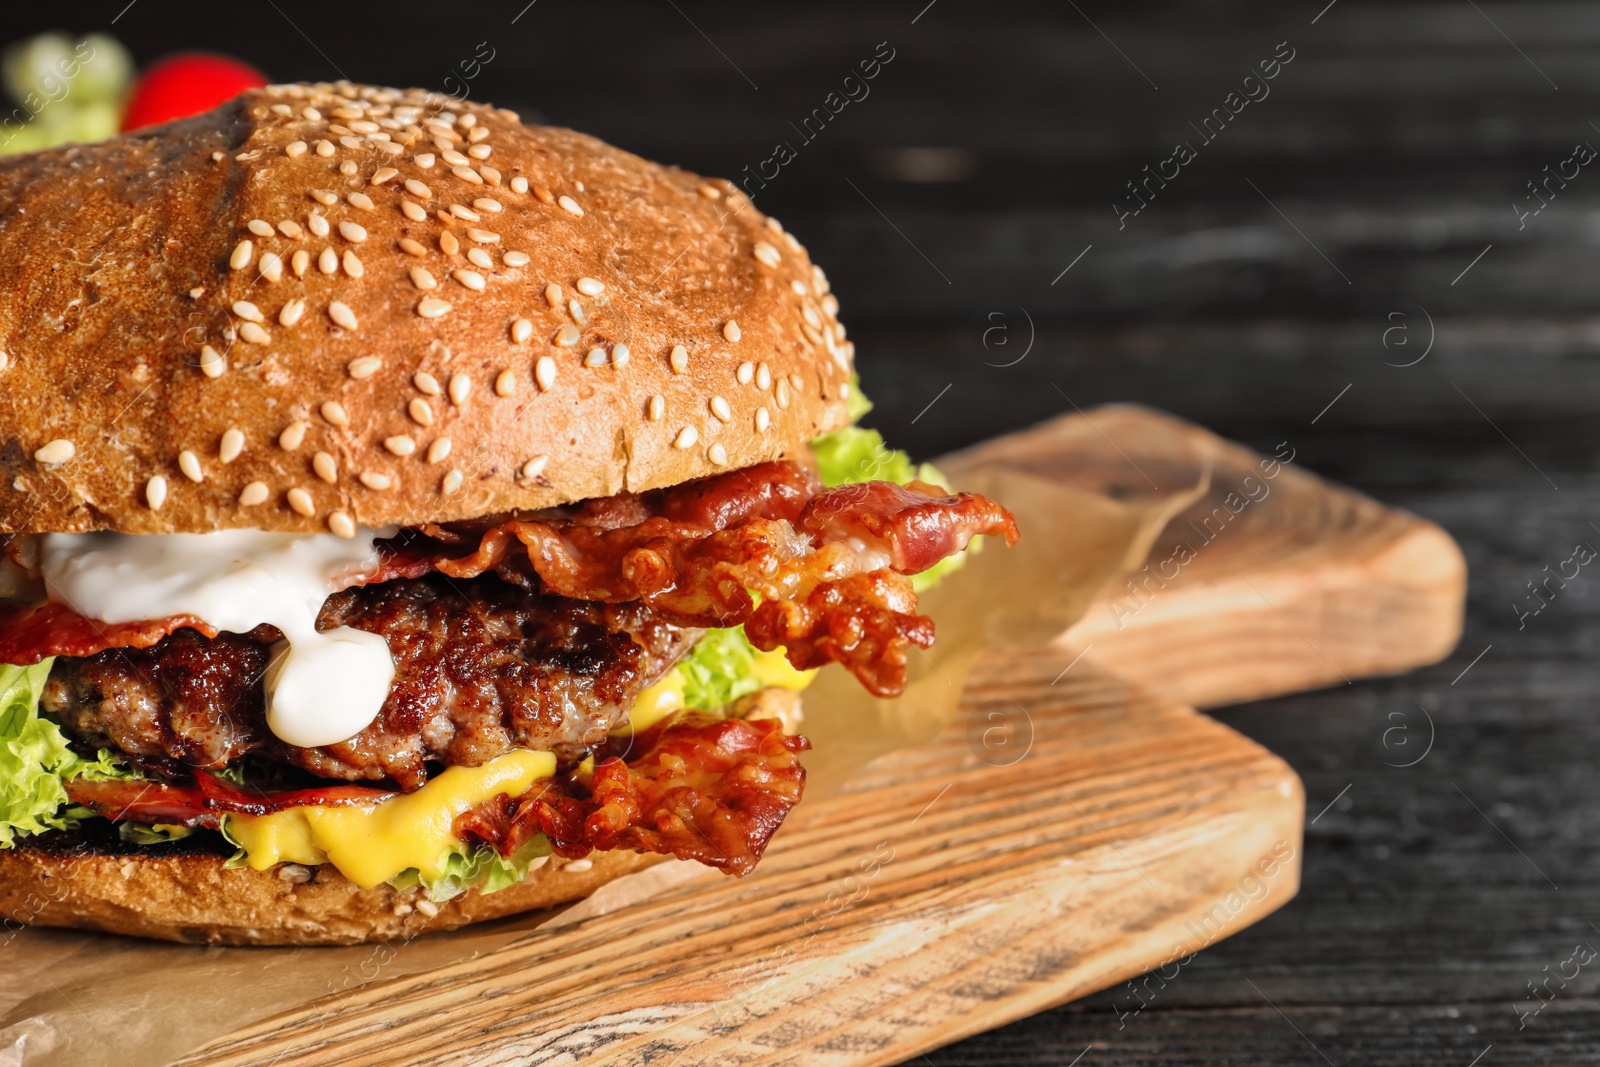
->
<box><xmin>510</xmin><ymin>176</ymin><xmax>529</xmax><ymax>194</ymax></box>
<box><xmin>427</xmin><ymin>437</ymin><xmax>452</xmax><ymax>463</ymax></box>
<box><xmin>409</xmin><ymin>398</ymin><xmax>435</xmax><ymax>426</ymax></box>
<box><xmin>342</xmin><ymin>250</ymin><xmax>364</xmax><ymax>277</ymax></box>
<box><xmin>398</xmin><ymin>236</ymin><xmax>427</xmax><ymax>257</ymax></box>
<box><xmin>448</xmin><ymin>373</ymin><xmax>471</xmax><ymax>406</ymax></box>
<box><xmin>755</xmin><ymin>406</ymin><xmax>770</xmax><ymax>432</ymax></box>
<box><xmin>34</xmin><ymin>439</ymin><xmax>74</xmax><ymax>465</ymax></box>
<box><xmin>405</xmin><ymin>178</ymin><xmax>432</xmax><ymax>199</ymax></box>
<box><xmin>417</xmin><ymin>297</ymin><xmax>453</xmax><ymax>319</ymax></box>
<box><xmin>343</xmin><ymin>161</ymin><xmax>362</xmax><ymax>177</ymax></box>
<box><xmin>495</xmin><ymin>368</ymin><xmax>518</xmax><ymax>396</ymax></box>
<box><xmin>737</xmin><ymin>361</ymin><xmax>754</xmax><ymax>385</ymax></box>
<box><xmin>823</xmin><ymin>294</ymin><xmax>841</xmax><ymax>317</ymax></box>
<box><xmin>279</xmin><ymin>421</ymin><xmax>308</xmax><ymax>451</ymax></box>
<box><xmin>315</xmin><ymin>139</ymin><xmax>334</xmax><ymax>157</ymax></box>
<box><xmin>442</xmin><ymin>268</ymin><xmax>484</xmax><ymax>293</ymax></box>
<box><xmin>647</xmin><ymin>394</ymin><xmax>664</xmax><ymax>421</ymax></box>
<box><xmin>291</xmin><ymin>249</ymin><xmax>311</xmax><ymax>277</ymax></box>
<box><xmin>318</xmin><ymin>248</ymin><xmax>338</xmax><ymax>275</ymax></box>
<box><xmin>400</xmin><ymin>200</ymin><xmax>427</xmax><ymax>223</ymax></box>
<box><xmin>414</xmin><ymin>153</ymin><xmax>436</xmax><ymax>169</ymax></box>
<box><xmin>511</xmin><ymin>318</ymin><xmax>533</xmax><ymax>344</ymax></box>
<box><xmin>259</xmin><ymin>252</ymin><xmax>284</xmax><ymax>282</ymax></box>
<box><xmin>339</xmin><ymin>220</ymin><xmax>368</xmax><ymax>243</ymax></box>
<box><xmin>328</xmin><ymin>511</ymin><xmax>356</xmax><ymax>539</ymax></box>
<box><xmin>470</xmin><ymin>144</ymin><xmax>492</xmax><ymax>162</ymax></box>
<box><xmin>450</xmin><ymin>204</ymin><xmax>480</xmax><ymax>222</ymax></box>
<box><xmin>467</xmin><ymin>247</ymin><xmax>494</xmax><ymax>269</ymax></box>
<box><xmin>776</xmin><ymin>379</ymin><xmax>791</xmax><ymax>409</ymax></box>
<box><xmin>554</xmin><ymin>324</ymin><xmax>579</xmax><ymax>346</ymax></box>
<box><xmin>311</xmin><ymin>189</ymin><xmax>339</xmax><ymax>207</ymax></box>
<box><xmin>439</xmin><ymin>231</ymin><xmax>460</xmax><ymax>255</ymax></box>
<box><xmin>200</xmin><ymin>345</ymin><xmax>226</xmax><ymax>378</ymax></box>
<box><xmin>348</xmin><ymin>356</ymin><xmax>383</xmax><ymax>379</ymax></box>
<box><xmin>473</xmin><ymin>197</ymin><xmax>502</xmax><ymax>213</ymax></box>
<box><xmin>278</xmin><ymin>220</ymin><xmax>303</xmax><ymax>241</ymax></box>
<box><xmin>452</xmin><ymin>165</ymin><xmax>483</xmax><ymax>185</ymax></box>
<box><xmin>178</xmin><ymin>450</ymin><xmax>203</xmax><ymax>483</ymax></box>
<box><xmin>533</xmin><ymin>185</ymin><xmax>555</xmax><ymax>204</ymax></box>
<box><xmin>302</xmin><ymin>106</ymin><xmax>321</xmax><ymax>121</ymax></box>
<box><xmin>358</xmin><ymin>471</ymin><xmax>392</xmax><ymax>491</ymax></box>
<box><xmin>239</xmin><ymin>322</ymin><xmax>270</xmax><ymax>345</ymax></box>
<box><xmin>754</xmin><ymin>241</ymin><xmax>781</xmax><ymax>268</ymax></box>
<box><xmin>504</xmin><ymin>250</ymin><xmax>530</xmax><ymax>267</ymax></box>
<box><xmin>288</xmin><ymin>487</ymin><xmax>316</xmax><ymax>515</ymax></box>
<box><xmin>413</xmin><ymin>371</ymin><xmax>441</xmax><ymax>396</ymax></box>
<box><xmin>584</xmin><ymin>348</ymin><xmax>607</xmax><ymax>367</ymax></box>
<box><xmin>220</xmin><ymin>429</ymin><xmax>244</xmax><ymax>463</ymax></box>
<box><xmin>442</xmin><ymin>149</ymin><xmax>470</xmax><ymax>167</ymax></box>
<box><xmin>409</xmin><ymin>266</ymin><xmax>437</xmax><ymax>291</ymax></box>
<box><xmin>757</xmin><ymin>362</ymin><xmax>772</xmax><ymax>390</ymax></box>
<box><xmin>232</xmin><ymin>300</ymin><xmax>264</xmax><ymax>323</ymax></box>
<box><xmin>709</xmin><ymin>444</ymin><xmax>728</xmax><ymax>466</ymax></box>
<box><xmin>576</xmin><ymin>277</ymin><xmax>605</xmax><ymax>296</ymax></box>
<box><xmin>321</xmin><ymin>400</ymin><xmax>351</xmax><ymax>427</ymax></box>
<box><xmin>248</xmin><ymin>219</ymin><xmax>274</xmax><ymax>237</ymax></box>
<box><xmin>568</xmin><ymin>300</ymin><xmax>586</xmax><ymax>326</ymax></box>
<box><xmin>313</xmin><ymin>451</ymin><xmax>338</xmax><ymax>483</ymax></box>
<box><xmin>670</xmin><ymin>345</ymin><xmax>688</xmax><ymax>374</ymax></box>
<box><xmin>556</xmin><ymin>195</ymin><xmax>583</xmax><ymax>217</ymax></box>
<box><xmin>442</xmin><ymin>469</ymin><xmax>464</xmax><ymax>495</ymax></box>
<box><xmin>520</xmin><ymin>454</ymin><xmax>550</xmax><ymax>481</ymax></box>
<box><xmin>535</xmin><ymin>356</ymin><xmax>557</xmax><ymax>391</ymax></box>
<box><xmin>674</xmin><ymin>425</ymin><xmax>698</xmax><ymax>449</ymax></box>
<box><xmin>544</xmin><ymin>283</ymin><xmax>562</xmax><ymax>308</ymax></box>
<box><xmin>230</xmin><ymin>239</ymin><xmax>254</xmax><ymax>270</ymax></box>
<box><xmin>723</xmin><ymin>320</ymin><xmax>742</xmax><ymax>343</ymax></box>
<box><xmin>803</xmin><ymin>306</ymin><xmax>821</xmax><ymax>329</ymax></box>
<box><xmin>325</xmin><ymin>302</ymin><xmax>357</xmax><ymax>331</ymax></box>
<box><xmin>790</xmin><ymin>279</ymin><xmax>807</xmax><ymax>297</ymax></box>
<box><xmin>613</xmin><ymin>343</ymin><xmax>631</xmax><ymax>367</ymax></box>
<box><xmin>710</xmin><ymin>396</ymin><xmax>731</xmax><ymax>422</ymax></box>
<box><xmin>338</xmin><ymin>135</ymin><xmax>362</xmax><ymax>150</ymax></box>
<box><xmin>239</xmin><ymin>481</ymin><xmax>269</xmax><ymax>506</ymax></box>
<box><xmin>481</xmin><ymin>166</ymin><xmax>502</xmax><ymax>187</ymax></box>
<box><xmin>468</xmin><ymin>227</ymin><xmax>499</xmax><ymax>244</ymax></box>
<box><xmin>371</xmin><ymin>167</ymin><xmax>399</xmax><ymax>185</ymax></box>
<box><xmin>305</xmin><ymin>213</ymin><xmax>329</xmax><ymax>240</ymax></box>
<box><xmin>286</xmin><ymin>140</ymin><xmax>308</xmax><ymax>158</ymax></box>
<box><xmin>277</xmin><ymin>298</ymin><xmax>306</xmax><ymax>327</ymax></box>
<box><xmin>698</xmin><ymin>183</ymin><xmax>722</xmax><ymax>200</ymax></box>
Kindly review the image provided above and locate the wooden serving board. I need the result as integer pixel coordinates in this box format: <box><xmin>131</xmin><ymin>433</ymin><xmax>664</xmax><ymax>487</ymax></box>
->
<box><xmin>945</xmin><ymin>405</ymin><xmax>1467</xmax><ymax>709</ymax></box>
<box><xmin>181</xmin><ymin>407</ymin><xmax>1464</xmax><ymax>1067</ymax></box>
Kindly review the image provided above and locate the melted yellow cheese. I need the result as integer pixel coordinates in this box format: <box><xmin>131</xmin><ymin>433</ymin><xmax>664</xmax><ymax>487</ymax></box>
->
<box><xmin>225</xmin><ymin>749</ymin><xmax>555</xmax><ymax>889</ymax></box>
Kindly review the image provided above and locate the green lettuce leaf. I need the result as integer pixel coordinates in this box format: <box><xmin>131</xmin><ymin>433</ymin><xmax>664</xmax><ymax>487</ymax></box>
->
<box><xmin>386</xmin><ymin>836</ymin><xmax>554</xmax><ymax>902</ymax></box>
<box><xmin>0</xmin><ymin>659</ymin><xmax>134</xmax><ymax>847</ymax></box>
<box><xmin>677</xmin><ymin>626</ymin><xmax>770</xmax><ymax>712</ymax></box>
<box><xmin>810</xmin><ymin>380</ymin><xmax>976</xmax><ymax>592</ymax></box>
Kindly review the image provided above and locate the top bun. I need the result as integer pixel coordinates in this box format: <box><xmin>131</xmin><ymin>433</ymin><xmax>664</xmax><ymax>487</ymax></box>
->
<box><xmin>0</xmin><ymin>82</ymin><xmax>854</xmax><ymax>536</ymax></box>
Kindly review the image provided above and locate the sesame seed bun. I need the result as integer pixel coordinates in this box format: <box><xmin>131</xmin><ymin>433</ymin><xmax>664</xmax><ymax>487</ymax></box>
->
<box><xmin>0</xmin><ymin>825</ymin><xmax>663</xmax><ymax>945</ymax></box>
<box><xmin>0</xmin><ymin>81</ymin><xmax>854</xmax><ymax>537</ymax></box>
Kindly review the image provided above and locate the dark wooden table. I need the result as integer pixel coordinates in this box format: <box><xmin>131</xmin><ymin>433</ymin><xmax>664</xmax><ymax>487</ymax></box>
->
<box><xmin>12</xmin><ymin>1</ymin><xmax>1600</xmax><ymax>1062</ymax></box>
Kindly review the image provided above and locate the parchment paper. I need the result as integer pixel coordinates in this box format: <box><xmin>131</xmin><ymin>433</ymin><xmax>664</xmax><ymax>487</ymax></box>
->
<box><xmin>0</xmin><ymin>441</ymin><xmax>1209</xmax><ymax>1067</ymax></box>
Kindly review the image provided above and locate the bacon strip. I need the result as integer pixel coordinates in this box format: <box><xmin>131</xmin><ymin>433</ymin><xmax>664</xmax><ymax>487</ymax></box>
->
<box><xmin>64</xmin><ymin>774</ymin><xmax>398</xmax><ymax>826</ymax></box>
<box><xmin>1</xmin><ymin>462</ymin><xmax>1017</xmax><ymax>697</ymax></box>
<box><xmin>454</xmin><ymin>712</ymin><xmax>809</xmax><ymax>876</ymax></box>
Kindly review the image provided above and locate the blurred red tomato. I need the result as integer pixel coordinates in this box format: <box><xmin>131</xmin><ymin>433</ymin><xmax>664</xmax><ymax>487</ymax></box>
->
<box><xmin>121</xmin><ymin>54</ymin><xmax>267</xmax><ymax>131</ymax></box>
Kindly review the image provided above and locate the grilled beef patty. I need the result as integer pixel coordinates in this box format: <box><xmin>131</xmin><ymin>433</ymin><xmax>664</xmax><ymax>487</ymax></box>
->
<box><xmin>40</xmin><ymin>574</ymin><xmax>695</xmax><ymax>790</ymax></box>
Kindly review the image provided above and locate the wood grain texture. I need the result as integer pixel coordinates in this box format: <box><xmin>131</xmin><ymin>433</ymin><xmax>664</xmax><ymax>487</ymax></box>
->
<box><xmin>179</xmin><ymin>653</ymin><xmax>1302</xmax><ymax>1067</ymax></box>
<box><xmin>944</xmin><ymin>406</ymin><xmax>1467</xmax><ymax>709</ymax></box>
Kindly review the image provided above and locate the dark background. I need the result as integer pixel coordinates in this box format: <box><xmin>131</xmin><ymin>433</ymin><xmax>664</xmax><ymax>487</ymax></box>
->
<box><xmin>10</xmin><ymin>1</ymin><xmax>1600</xmax><ymax>1063</ymax></box>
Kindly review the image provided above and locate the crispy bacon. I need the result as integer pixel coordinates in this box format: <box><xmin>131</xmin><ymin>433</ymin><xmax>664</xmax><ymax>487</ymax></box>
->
<box><xmin>453</xmin><ymin>712</ymin><xmax>809</xmax><ymax>876</ymax></box>
<box><xmin>63</xmin><ymin>774</ymin><xmax>397</xmax><ymax>826</ymax></box>
<box><xmin>1</xmin><ymin>462</ymin><xmax>1017</xmax><ymax>697</ymax></box>
<box><xmin>0</xmin><ymin>601</ymin><xmax>213</xmax><ymax>666</ymax></box>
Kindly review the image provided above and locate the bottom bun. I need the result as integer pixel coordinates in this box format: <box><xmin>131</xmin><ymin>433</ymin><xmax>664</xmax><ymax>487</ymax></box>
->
<box><xmin>0</xmin><ymin>828</ymin><xmax>664</xmax><ymax>945</ymax></box>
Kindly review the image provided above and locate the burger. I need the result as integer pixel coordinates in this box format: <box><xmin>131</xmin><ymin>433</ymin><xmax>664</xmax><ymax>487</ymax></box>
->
<box><xmin>0</xmin><ymin>81</ymin><xmax>1016</xmax><ymax>945</ymax></box>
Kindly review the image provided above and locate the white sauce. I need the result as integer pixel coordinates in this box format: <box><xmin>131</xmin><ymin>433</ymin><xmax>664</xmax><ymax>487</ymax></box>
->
<box><xmin>39</xmin><ymin>529</ymin><xmax>396</xmax><ymax>748</ymax></box>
